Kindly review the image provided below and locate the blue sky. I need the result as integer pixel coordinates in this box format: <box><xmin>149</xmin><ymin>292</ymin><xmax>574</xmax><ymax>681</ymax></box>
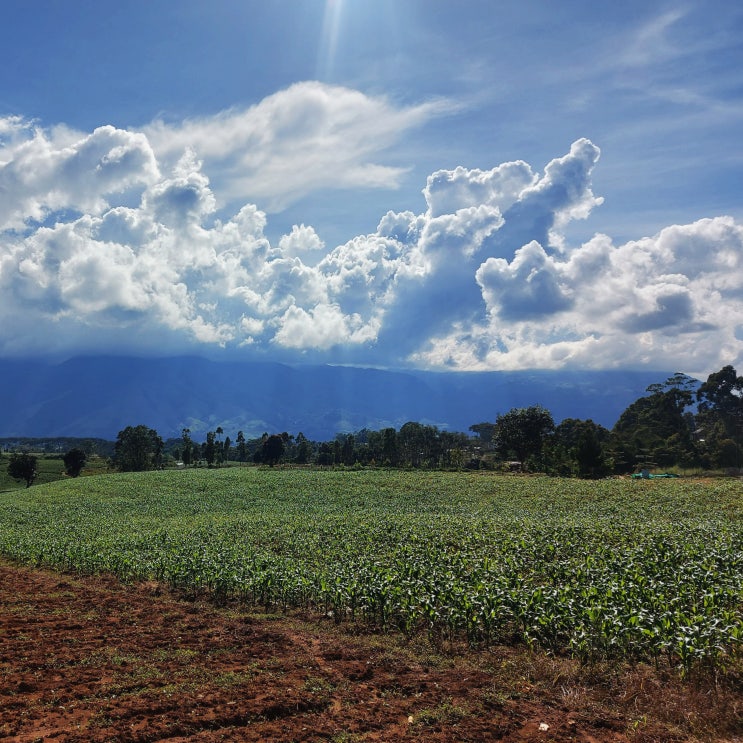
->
<box><xmin>1</xmin><ymin>0</ymin><xmax>742</xmax><ymax>376</ymax></box>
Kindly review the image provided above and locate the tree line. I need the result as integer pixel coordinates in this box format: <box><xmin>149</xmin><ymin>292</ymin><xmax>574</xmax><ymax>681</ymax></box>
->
<box><xmin>111</xmin><ymin>365</ymin><xmax>743</xmax><ymax>477</ymax></box>
<box><xmin>7</xmin><ymin>365</ymin><xmax>742</xmax><ymax>483</ymax></box>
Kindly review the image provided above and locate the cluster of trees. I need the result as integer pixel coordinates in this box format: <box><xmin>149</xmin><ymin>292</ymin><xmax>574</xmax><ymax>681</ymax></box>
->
<box><xmin>471</xmin><ymin>367</ymin><xmax>743</xmax><ymax>476</ymax></box>
<box><xmin>168</xmin><ymin>423</ymin><xmax>471</xmax><ymax>471</ymax></box>
<box><xmin>609</xmin><ymin>367</ymin><xmax>743</xmax><ymax>472</ymax></box>
<box><xmin>4</xmin><ymin>447</ymin><xmax>87</xmax><ymax>487</ymax></box>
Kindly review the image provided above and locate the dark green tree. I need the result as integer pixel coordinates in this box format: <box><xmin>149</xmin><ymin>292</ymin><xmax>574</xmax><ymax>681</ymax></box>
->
<box><xmin>340</xmin><ymin>433</ymin><xmax>355</xmax><ymax>465</ymax></box>
<box><xmin>381</xmin><ymin>428</ymin><xmax>398</xmax><ymax>466</ymax></box>
<box><xmin>114</xmin><ymin>425</ymin><xmax>163</xmax><ymax>472</ymax></box>
<box><xmin>547</xmin><ymin>418</ymin><xmax>611</xmax><ymax>478</ymax></box>
<box><xmin>398</xmin><ymin>422</ymin><xmax>425</xmax><ymax>467</ymax></box>
<box><xmin>215</xmin><ymin>427</ymin><xmax>224</xmax><ymax>465</ymax></box>
<box><xmin>316</xmin><ymin>442</ymin><xmax>334</xmax><ymax>466</ymax></box>
<box><xmin>712</xmin><ymin>436</ymin><xmax>742</xmax><ymax>468</ymax></box>
<box><xmin>552</xmin><ymin>418</ymin><xmax>613</xmax><ymax>478</ymax></box>
<box><xmin>181</xmin><ymin>428</ymin><xmax>193</xmax><ymax>466</ymax></box>
<box><xmin>611</xmin><ymin>374</ymin><xmax>697</xmax><ymax>471</ymax></box>
<box><xmin>696</xmin><ymin>365</ymin><xmax>743</xmax><ymax>468</ymax></box>
<box><xmin>494</xmin><ymin>405</ymin><xmax>555</xmax><ymax>467</ymax></box>
<box><xmin>361</xmin><ymin>429</ymin><xmax>384</xmax><ymax>464</ymax></box>
<box><xmin>379</xmin><ymin>423</ymin><xmax>452</xmax><ymax>468</ymax></box>
<box><xmin>236</xmin><ymin>431</ymin><xmax>247</xmax><ymax>462</ymax></box>
<box><xmin>203</xmin><ymin>431</ymin><xmax>216</xmax><ymax>467</ymax></box>
<box><xmin>421</xmin><ymin>424</ymin><xmax>444</xmax><ymax>467</ymax></box>
<box><xmin>63</xmin><ymin>447</ymin><xmax>87</xmax><ymax>477</ymax></box>
<box><xmin>696</xmin><ymin>366</ymin><xmax>743</xmax><ymax>431</ymax></box>
<box><xmin>260</xmin><ymin>434</ymin><xmax>285</xmax><ymax>466</ymax></box>
<box><xmin>575</xmin><ymin>427</ymin><xmax>611</xmax><ymax>478</ymax></box>
<box><xmin>294</xmin><ymin>432</ymin><xmax>312</xmax><ymax>464</ymax></box>
<box><xmin>7</xmin><ymin>453</ymin><xmax>37</xmax><ymax>487</ymax></box>
<box><xmin>542</xmin><ymin>441</ymin><xmax>576</xmax><ymax>477</ymax></box>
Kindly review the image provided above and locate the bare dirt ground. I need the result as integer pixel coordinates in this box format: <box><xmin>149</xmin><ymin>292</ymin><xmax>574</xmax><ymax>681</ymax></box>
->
<box><xmin>1</xmin><ymin>561</ymin><xmax>740</xmax><ymax>742</ymax></box>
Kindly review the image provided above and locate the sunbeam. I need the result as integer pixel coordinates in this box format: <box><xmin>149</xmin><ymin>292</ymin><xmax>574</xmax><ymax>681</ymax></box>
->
<box><xmin>317</xmin><ymin>0</ymin><xmax>346</xmax><ymax>80</ymax></box>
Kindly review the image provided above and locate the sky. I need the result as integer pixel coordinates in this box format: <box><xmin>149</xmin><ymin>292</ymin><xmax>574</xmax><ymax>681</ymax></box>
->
<box><xmin>1</xmin><ymin>0</ymin><xmax>742</xmax><ymax>377</ymax></box>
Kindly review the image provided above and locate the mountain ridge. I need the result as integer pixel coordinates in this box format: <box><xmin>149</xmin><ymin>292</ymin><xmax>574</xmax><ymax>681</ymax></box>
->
<box><xmin>0</xmin><ymin>356</ymin><xmax>672</xmax><ymax>440</ymax></box>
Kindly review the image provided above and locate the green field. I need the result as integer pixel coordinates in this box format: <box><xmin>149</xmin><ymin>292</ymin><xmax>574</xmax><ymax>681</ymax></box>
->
<box><xmin>0</xmin><ymin>453</ymin><xmax>112</xmax><ymax>491</ymax></box>
<box><xmin>1</xmin><ymin>469</ymin><xmax>741</xmax><ymax>675</ymax></box>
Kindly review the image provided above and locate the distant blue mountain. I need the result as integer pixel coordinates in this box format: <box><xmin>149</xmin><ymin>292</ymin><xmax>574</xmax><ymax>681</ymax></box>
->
<box><xmin>0</xmin><ymin>356</ymin><xmax>671</xmax><ymax>440</ymax></box>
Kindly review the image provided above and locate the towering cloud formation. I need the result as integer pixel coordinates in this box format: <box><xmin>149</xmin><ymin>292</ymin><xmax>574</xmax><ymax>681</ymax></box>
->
<box><xmin>0</xmin><ymin>84</ymin><xmax>741</xmax><ymax>373</ymax></box>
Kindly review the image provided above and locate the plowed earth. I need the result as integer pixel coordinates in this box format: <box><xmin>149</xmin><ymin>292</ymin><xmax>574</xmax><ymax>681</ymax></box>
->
<box><xmin>0</xmin><ymin>561</ymin><xmax>738</xmax><ymax>742</ymax></box>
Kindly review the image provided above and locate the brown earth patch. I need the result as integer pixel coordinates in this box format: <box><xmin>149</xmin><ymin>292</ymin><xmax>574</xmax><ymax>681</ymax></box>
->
<box><xmin>1</xmin><ymin>561</ymin><xmax>740</xmax><ymax>742</ymax></box>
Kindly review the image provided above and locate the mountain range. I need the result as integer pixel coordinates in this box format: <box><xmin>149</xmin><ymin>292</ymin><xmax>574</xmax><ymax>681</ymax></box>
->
<box><xmin>0</xmin><ymin>356</ymin><xmax>672</xmax><ymax>441</ymax></box>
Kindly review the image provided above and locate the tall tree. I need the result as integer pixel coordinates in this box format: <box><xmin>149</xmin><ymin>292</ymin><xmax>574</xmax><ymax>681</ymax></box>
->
<box><xmin>398</xmin><ymin>422</ymin><xmax>426</xmax><ymax>467</ymax></box>
<box><xmin>316</xmin><ymin>442</ymin><xmax>334</xmax><ymax>466</ymax></box>
<box><xmin>696</xmin><ymin>365</ymin><xmax>743</xmax><ymax>468</ymax></box>
<box><xmin>7</xmin><ymin>453</ymin><xmax>37</xmax><ymax>488</ymax></box>
<box><xmin>63</xmin><ymin>448</ymin><xmax>87</xmax><ymax>477</ymax></box>
<box><xmin>203</xmin><ymin>431</ymin><xmax>216</xmax><ymax>467</ymax></box>
<box><xmin>696</xmin><ymin>366</ymin><xmax>743</xmax><ymax>431</ymax></box>
<box><xmin>340</xmin><ymin>434</ymin><xmax>355</xmax><ymax>466</ymax></box>
<box><xmin>236</xmin><ymin>431</ymin><xmax>247</xmax><ymax>462</ymax></box>
<box><xmin>381</xmin><ymin>428</ymin><xmax>398</xmax><ymax>466</ymax></box>
<box><xmin>439</xmin><ymin>430</ymin><xmax>470</xmax><ymax>469</ymax></box>
<box><xmin>114</xmin><ymin>425</ymin><xmax>163</xmax><ymax>472</ymax></box>
<box><xmin>260</xmin><ymin>434</ymin><xmax>285</xmax><ymax>467</ymax></box>
<box><xmin>215</xmin><ymin>427</ymin><xmax>224</xmax><ymax>465</ymax></box>
<box><xmin>181</xmin><ymin>428</ymin><xmax>193</xmax><ymax>466</ymax></box>
<box><xmin>294</xmin><ymin>432</ymin><xmax>312</xmax><ymax>464</ymax></box>
<box><xmin>494</xmin><ymin>406</ymin><xmax>555</xmax><ymax>466</ymax></box>
<box><xmin>547</xmin><ymin>418</ymin><xmax>611</xmax><ymax>478</ymax></box>
<box><xmin>612</xmin><ymin>374</ymin><xmax>697</xmax><ymax>471</ymax></box>
<box><xmin>575</xmin><ymin>426</ymin><xmax>611</xmax><ymax>479</ymax></box>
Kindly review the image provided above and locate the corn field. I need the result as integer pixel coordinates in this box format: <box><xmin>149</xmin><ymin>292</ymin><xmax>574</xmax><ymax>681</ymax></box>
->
<box><xmin>1</xmin><ymin>469</ymin><xmax>740</xmax><ymax>675</ymax></box>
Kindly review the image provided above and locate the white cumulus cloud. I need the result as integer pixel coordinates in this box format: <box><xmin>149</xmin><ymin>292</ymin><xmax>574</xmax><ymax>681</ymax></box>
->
<box><xmin>0</xmin><ymin>94</ymin><xmax>741</xmax><ymax>375</ymax></box>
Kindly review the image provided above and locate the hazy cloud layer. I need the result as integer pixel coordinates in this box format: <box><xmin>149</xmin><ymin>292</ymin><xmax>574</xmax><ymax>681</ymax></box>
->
<box><xmin>144</xmin><ymin>81</ymin><xmax>453</xmax><ymax>211</ymax></box>
<box><xmin>1</xmin><ymin>84</ymin><xmax>741</xmax><ymax>374</ymax></box>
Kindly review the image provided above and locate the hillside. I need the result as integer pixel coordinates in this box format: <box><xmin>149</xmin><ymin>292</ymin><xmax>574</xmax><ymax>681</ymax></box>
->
<box><xmin>0</xmin><ymin>356</ymin><xmax>671</xmax><ymax>439</ymax></box>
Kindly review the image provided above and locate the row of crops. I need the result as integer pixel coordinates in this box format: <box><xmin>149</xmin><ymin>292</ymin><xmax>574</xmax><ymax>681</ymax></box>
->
<box><xmin>1</xmin><ymin>469</ymin><xmax>741</xmax><ymax>674</ymax></box>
